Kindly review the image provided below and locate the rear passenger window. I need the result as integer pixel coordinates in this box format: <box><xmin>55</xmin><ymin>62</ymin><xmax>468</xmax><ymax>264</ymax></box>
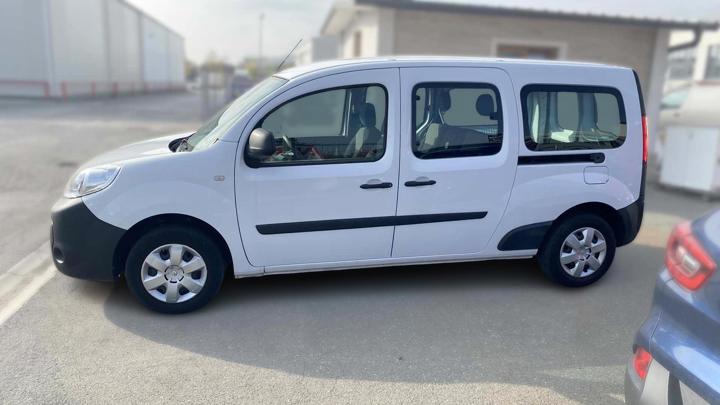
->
<box><xmin>412</xmin><ymin>83</ymin><xmax>502</xmax><ymax>159</ymax></box>
<box><xmin>522</xmin><ymin>85</ymin><xmax>626</xmax><ymax>151</ymax></box>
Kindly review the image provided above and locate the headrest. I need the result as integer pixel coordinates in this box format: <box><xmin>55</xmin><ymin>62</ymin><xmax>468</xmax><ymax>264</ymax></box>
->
<box><xmin>476</xmin><ymin>94</ymin><xmax>496</xmax><ymax>116</ymax></box>
<box><xmin>578</xmin><ymin>93</ymin><xmax>598</xmax><ymax>130</ymax></box>
<box><xmin>359</xmin><ymin>103</ymin><xmax>376</xmax><ymax>128</ymax></box>
<box><xmin>435</xmin><ymin>89</ymin><xmax>451</xmax><ymax>112</ymax></box>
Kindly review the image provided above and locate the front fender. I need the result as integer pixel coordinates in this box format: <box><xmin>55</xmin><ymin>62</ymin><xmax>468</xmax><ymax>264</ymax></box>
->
<box><xmin>82</xmin><ymin>141</ymin><xmax>259</xmax><ymax>277</ymax></box>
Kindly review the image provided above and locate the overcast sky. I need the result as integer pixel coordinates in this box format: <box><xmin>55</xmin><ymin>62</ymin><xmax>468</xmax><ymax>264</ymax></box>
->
<box><xmin>126</xmin><ymin>0</ymin><xmax>720</xmax><ymax>64</ymax></box>
<box><xmin>126</xmin><ymin>0</ymin><xmax>335</xmax><ymax>64</ymax></box>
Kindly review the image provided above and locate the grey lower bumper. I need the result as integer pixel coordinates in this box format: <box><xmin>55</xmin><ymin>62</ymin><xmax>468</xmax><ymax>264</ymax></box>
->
<box><xmin>50</xmin><ymin>198</ymin><xmax>126</xmax><ymax>281</ymax></box>
<box><xmin>625</xmin><ymin>357</ymin><xmax>709</xmax><ymax>405</ymax></box>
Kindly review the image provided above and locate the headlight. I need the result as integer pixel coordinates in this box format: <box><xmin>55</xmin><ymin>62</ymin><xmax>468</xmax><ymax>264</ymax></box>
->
<box><xmin>64</xmin><ymin>165</ymin><xmax>121</xmax><ymax>198</ymax></box>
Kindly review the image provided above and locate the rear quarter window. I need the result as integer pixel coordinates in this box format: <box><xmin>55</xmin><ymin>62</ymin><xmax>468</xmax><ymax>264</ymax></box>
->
<box><xmin>521</xmin><ymin>85</ymin><xmax>626</xmax><ymax>151</ymax></box>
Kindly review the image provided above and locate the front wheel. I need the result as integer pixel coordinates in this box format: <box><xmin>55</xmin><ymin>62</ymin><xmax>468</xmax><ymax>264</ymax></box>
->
<box><xmin>537</xmin><ymin>214</ymin><xmax>616</xmax><ymax>287</ymax></box>
<box><xmin>125</xmin><ymin>225</ymin><xmax>226</xmax><ymax>313</ymax></box>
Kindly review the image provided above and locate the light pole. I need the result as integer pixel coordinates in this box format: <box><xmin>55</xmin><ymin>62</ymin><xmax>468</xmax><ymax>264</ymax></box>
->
<box><xmin>258</xmin><ymin>13</ymin><xmax>264</xmax><ymax>77</ymax></box>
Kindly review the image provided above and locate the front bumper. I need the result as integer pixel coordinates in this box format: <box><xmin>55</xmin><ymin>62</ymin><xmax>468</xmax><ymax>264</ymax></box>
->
<box><xmin>50</xmin><ymin>198</ymin><xmax>126</xmax><ymax>281</ymax></box>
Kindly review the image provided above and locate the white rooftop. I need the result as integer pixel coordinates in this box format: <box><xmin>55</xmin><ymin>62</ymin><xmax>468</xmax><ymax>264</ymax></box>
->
<box><xmin>276</xmin><ymin>56</ymin><xmax>620</xmax><ymax>80</ymax></box>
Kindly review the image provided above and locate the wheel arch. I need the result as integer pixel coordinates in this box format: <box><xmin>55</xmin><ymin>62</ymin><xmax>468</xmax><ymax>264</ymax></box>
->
<box><xmin>544</xmin><ymin>202</ymin><xmax>626</xmax><ymax>248</ymax></box>
<box><xmin>113</xmin><ymin>214</ymin><xmax>233</xmax><ymax>278</ymax></box>
<box><xmin>497</xmin><ymin>201</ymin><xmax>629</xmax><ymax>252</ymax></box>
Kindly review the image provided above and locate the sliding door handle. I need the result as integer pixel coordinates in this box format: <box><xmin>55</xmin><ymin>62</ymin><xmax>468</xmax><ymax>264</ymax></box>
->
<box><xmin>404</xmin><ymin>179</ymin><xmax>436</xmax><ymax>187</ymax></box>
<box><xmin>360</xmin><ymin>181</ymin><xmax>393</xmax><ymax>189</ymax></box>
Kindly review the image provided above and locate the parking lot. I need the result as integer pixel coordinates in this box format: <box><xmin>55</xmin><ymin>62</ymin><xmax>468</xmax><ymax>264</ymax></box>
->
<box><xmin>0</xmin><ymin>93</ymin><xmax>715</xmax><ymax>404</ymax></box>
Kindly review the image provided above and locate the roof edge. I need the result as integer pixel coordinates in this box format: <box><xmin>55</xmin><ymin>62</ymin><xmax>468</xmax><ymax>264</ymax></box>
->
<box><xmin>356</xmin><ymin>0</ymin><xmax>719</xmax><ymax>30</ymax></box>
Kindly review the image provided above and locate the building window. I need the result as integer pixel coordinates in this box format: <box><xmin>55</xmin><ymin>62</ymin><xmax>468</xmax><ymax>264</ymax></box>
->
<box><xmin>667</xmin><ymin>48</ymin><xmax>696</xmax><ymax>80</ymax></box>
<box><xmin>522</xmin><ymin>85</ymin><xmax>626</xmax><ymax>151</ymax></box>
<box><xmin>413</xmin><ymin>83</ymin><xmax>503</xmax><ymax>159</ymax></box>
<box><xmin>705</xmin><ymin>45</ymin><xmax>720</xmax><ymax>80</ymax></box>
<box><xmin>353</xmin><ymin>31</ymin><xmax>362</xmax><ymax>58</ymax></box>
<box><xmin>496</xmin><ymin>44</ymin><xmax>559</xmax><ymax>60</ymax></box>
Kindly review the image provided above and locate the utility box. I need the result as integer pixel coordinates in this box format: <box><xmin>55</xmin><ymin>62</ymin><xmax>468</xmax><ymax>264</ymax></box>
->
<box><xmin>660</xmin><ymin>126</ymin><xmax>720</xmax><ymax>196</ymax></box>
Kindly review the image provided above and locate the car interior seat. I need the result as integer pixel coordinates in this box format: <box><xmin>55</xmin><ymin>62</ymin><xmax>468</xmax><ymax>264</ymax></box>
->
<box><xmin>344</xmin><ymin>103</ymin><xmax>383</xmax><ymax>158</ymax></box>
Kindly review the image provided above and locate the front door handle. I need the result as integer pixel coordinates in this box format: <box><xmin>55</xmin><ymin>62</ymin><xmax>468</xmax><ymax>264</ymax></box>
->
<box><xmin>405</xmin><ymin>179</ymin><xmax>436</xmax><ymax>187</ymax></box>
<box><xmin>360</xmin><ymin>181</ymin><xmax>393</xmax><ymax>189</ymax></box>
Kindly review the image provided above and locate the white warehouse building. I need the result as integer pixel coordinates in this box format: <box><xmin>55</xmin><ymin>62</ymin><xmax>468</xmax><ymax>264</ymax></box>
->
<box><xmin>0</xmin><ymin>0</ymin><xmax>185</xmax><ymax>98</ymax></box>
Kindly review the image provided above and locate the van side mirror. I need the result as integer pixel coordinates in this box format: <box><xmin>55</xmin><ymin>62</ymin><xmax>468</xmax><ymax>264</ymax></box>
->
<box><xmin>247</xmin><ymin>128</ymin><xmax>276</xmax><ymax>162</ymax></box>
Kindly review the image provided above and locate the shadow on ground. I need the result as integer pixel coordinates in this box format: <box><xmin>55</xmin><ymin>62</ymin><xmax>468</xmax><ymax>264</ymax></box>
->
<box><xmin>100</xmin><ymin>243</ymin><xmax>665</xmax><ymax>403</ymax></box>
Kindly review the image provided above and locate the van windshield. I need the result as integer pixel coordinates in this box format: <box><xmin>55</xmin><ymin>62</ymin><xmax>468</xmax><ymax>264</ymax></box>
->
<box><xmin>186</xmin><ymin>76</ymin><xmax>287</xmax><ymax>151</ymax></box>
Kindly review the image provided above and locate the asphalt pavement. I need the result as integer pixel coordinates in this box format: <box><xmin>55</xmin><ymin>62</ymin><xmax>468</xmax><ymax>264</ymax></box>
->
<box><xmin>0</xmin><ymin>93</ymin><xmax>716</xmax><ymax>404</ymax></box>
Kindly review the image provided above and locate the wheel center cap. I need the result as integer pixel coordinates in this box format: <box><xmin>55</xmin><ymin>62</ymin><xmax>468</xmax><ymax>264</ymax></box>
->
<box><xmin>165</xmin><ymin>265</ymin><xmax>184</xmax><ymax>282</ymax></box>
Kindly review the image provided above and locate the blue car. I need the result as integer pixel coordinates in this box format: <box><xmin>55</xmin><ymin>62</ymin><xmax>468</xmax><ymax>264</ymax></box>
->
<box><xmin>625</xmin><ymin>210</ymin><xmax>720</xmax><ymax>404</ymax></box>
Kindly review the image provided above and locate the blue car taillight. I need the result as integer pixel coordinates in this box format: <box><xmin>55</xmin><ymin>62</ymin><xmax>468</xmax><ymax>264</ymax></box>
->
<box><xmin>666</xmin><ymin>222</ymin><xmax>717</xmax><ymax>291</ymax></box>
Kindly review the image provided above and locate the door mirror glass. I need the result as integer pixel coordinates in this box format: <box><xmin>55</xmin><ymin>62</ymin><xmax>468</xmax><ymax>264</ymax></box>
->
<box><xmin>247</xmin><ymin>128</ymin><xmax>276</xmax><ymax>163</ymax></box>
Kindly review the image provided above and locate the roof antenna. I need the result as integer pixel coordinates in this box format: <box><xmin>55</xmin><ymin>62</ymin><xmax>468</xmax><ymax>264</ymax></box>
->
<box><xmin>276</xmin><ymin>39</ymin><xmax>303</xmax><ymax>72</ymax></box>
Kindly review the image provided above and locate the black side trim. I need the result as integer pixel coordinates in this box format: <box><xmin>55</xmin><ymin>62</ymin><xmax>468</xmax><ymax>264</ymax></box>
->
<box><xmin>518</xmin><ymin>153</ymin><xmax>605</xmax><ymax>165</ymax></box>
<box><xmin>256</xmin><ymin>212</ymin><xmax>487</xmax><ymax>235</ymax></box>
<box><xmin>633</xmin><ymin>70</ymin><xmax>646</xmax><ymax>116</ymax></box>
<box><xmin>667</xmin><ymin>375</ymin><xmax>683</xmax><ymax>405</ymax></box>
<box><xmin>617</xmin><ymin>197</ymin><xmax>644</xmax><ymax>246</ymax></box>
<box><xmin>497</xmin><ymin>221</ymin><xmax>553</xmax><ymax>251</ymax></box>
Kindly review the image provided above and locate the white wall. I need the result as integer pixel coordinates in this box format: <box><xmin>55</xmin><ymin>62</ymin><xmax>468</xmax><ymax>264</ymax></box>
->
<box><xmin>339</xmin><ymin>10</ymin><xmax>380</xmax><ymax>59</ymax></box>
<box><xmin>167</xmin><ymin>33</ymin><xmax>185</xmax><ymax>85</ymax></box>
<box><xmin>294</xmin><ymin>41</ymin><xmax>314</xmax><ymax>66</ymax></box>
<box><xmin>0</xmin><ymin>0</ymin><xmax>50</xmax><ymax>96</ymax></box>
<box><xmin>670</xmin><ymin>29</ymin><xmax>720</xmax><ymax>83</ymax></box>
<box><xmin>294</xmin><ymin>36</ymin><xmax>339</xmax><ymax>65</ymax></box>
<box><xmin>49</xmin><ymin>0</ymin><xmax>109</xmax><ymax>95</ymax></box>
<box><xmin>141</xmin><ymin>16</ymin><xmax>168</xmax><ymax>86</ymax></box>
<box><xmin>107</xmin><ymin>0</ymin><xmax>142</xmax><ymax>92</ymax></box>
<box><xmin>141</xmin><ymin>15</ymin><xmax>184</xmax><ymax>89</ymax></box>
<box><xmin>0</xmin><ymin>0</ymin><xmax>185</xmax><ymax>97</ymax></box>
<box><xmin>313</xmin><ymin>36</ymin><xmax>340</xmax><ymax>62</ymax></box>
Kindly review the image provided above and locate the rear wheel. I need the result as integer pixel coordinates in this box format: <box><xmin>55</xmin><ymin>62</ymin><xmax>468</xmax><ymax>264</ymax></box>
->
<box><xmin>538</xmin><ymin>214</ymin><xmax>616</xmax><ymax>287</ymax></box>
<box><xmin>125</xmin><ymin>225</ymin><xmax>225</xmax><ymax>313</ymax></box>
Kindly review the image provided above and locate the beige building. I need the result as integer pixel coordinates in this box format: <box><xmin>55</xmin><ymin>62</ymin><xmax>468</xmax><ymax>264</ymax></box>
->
<box><xmin>319</xmin><ymin>0</ymin><xmax>718</xmax><ymax>139</ymax></box>
<box><xmin>667</xmin><ymin>29</ymin><xmax>720</xmax><ymax>91</ymax></box>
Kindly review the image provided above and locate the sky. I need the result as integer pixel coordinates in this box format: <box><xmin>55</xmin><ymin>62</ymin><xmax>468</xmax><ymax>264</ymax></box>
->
<box><xmin>126</xmin><ymin>0</ymin><xmax>720</xmax><ymax>64</ymax></box>
<box><xmin>126</xmin><ymin>0</ymin><xmax>336</xmax><ymax>64</ymax></box>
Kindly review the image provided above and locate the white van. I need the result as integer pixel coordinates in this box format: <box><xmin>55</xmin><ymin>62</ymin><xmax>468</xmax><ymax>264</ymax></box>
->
<box><xmin>51</xmin><ymin>57</ymin><xmax>647</xmax><ymax>313</ymax></box>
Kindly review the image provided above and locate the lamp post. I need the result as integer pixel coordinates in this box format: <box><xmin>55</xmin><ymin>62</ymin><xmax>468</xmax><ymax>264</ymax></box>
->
<box><xmin>258</xmin><ymin>13</ymin><xmax>265</xmax><ymax>77</ymax></box>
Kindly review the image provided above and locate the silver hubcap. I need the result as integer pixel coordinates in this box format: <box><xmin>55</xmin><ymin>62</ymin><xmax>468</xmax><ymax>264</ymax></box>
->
<box><xmin>560</xmin><ymin>227</ymin><xmax>607</xmax><ymax>278</ymax></box>
<box><xmin>141</xmin><ymin>244</ymin><xmax>207</xmax><ymax>303</ymax></box>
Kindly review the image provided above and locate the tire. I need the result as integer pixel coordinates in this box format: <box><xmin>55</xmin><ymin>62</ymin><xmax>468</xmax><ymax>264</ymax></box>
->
<box><xmin>537</xmin><ymin>214</ymin><xmax>616</xmax><ymax>287</ymax></box>
<box><xmin>125</xmin><ymin>225</ymin><xmax>226</xmax><ymax>314</ymax></box>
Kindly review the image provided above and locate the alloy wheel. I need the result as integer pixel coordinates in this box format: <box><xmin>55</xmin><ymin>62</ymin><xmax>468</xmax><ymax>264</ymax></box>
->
<box><xmin>559</xmin><ymin>227</ymin><xmax>607</xmax><ymax>278</ymax></box>
<box><xmin>141</xmin><ymin>244</ymin><xmax>207</xmax><ymax>303</ymax></box>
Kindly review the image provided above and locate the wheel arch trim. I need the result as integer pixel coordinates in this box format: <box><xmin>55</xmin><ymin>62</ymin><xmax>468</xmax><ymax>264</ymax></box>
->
<box><xmin>113</xmin><ymin>214</ymin><xmax>234</xmax><ymax>278</ymax></box>
<box><xmin>497</xmin><ymin>200</ymin><xmax>639</xmax><ymax>252</ymax></box>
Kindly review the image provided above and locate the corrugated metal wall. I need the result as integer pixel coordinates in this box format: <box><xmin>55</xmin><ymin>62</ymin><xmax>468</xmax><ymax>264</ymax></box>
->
<box><xmin>0</xmin><ymin>0</ymin><xmax>184</xmax><ymax>98</ymax></box>
<box><xmin>0</xmin><ymin>0</ymin><xmax>51</xmax><ymax>96</ymax></box>
<box><xmin>107</xmin><ymin>0</ymin><xmax>142</xmax><ymax>93</ymax></box>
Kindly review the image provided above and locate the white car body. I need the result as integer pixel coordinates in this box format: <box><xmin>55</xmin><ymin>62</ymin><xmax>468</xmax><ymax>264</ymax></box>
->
<box><xmin>76</xmin><ymin>57</ymin><xmax>645</xmax><ymax>278</ymax></box>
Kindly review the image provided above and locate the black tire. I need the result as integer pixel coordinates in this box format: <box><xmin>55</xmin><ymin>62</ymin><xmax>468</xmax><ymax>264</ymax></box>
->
<box><xmin>125</xmin><ymin>225</ymin><xmax>226</xmax><ymax>314</ymax></box>
<box><xmin>537</xmin><ymin>214</ymin><xmax>616</xmax><ymax>287</ymax></box>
